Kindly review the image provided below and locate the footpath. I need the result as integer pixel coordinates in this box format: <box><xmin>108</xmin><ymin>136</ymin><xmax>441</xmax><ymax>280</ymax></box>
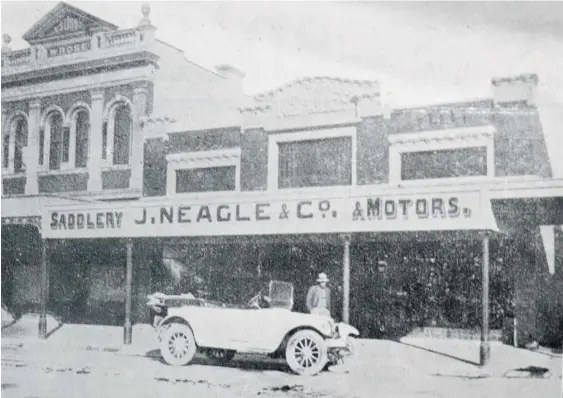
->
<box><xmin>2</xmin><ymin>314</ymin><xmax>562</xmax><ymax>380</ymax></box>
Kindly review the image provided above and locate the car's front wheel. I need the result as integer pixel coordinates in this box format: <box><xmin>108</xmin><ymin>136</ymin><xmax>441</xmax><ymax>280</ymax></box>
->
<box><xmin>285</xmin><ymin>330</ymin><xmax>328</xmax><ymax>376</ymax></box>
<box><xmin>159</xmin><ymin>323</ymin><xmax>197</xmax><ymax>366</ymax></box>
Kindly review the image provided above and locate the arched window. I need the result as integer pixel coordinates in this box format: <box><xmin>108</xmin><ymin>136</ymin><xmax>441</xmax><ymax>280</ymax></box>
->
<box><xmin>73</xmin><ymin>110</ymin><xmax>89</xmax><ymax>168</ymax></box>
<box><xmin>13</xmin><ymin>117</ymin><xmax>28</xmax><ymax>173</ymax></box>
<box><xmin>46</xmin><ymin>112</ymin><xmax>64</xmax><ymax>170</ymax></box>
<box><xmin>2</xmin><ymin>116</ymin><xmax>28</xmax><ymax>173</ymax></box>
<box><xmin>112</xmin><ymin>105</ymin><xmax>131</xmax><ymax>165</ymax></box>
<box><xmin>2</xmin><ymin>132</ymin><xmax>10</xmax><ymax>169</ymax></box>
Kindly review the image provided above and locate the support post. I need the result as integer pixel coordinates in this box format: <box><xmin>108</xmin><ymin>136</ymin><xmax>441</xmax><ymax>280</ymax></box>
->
<box><xmin>124</xmin><ymin>239</ymin><xmax>133</xmax><ymax>345</ymax></box>
<box><xmin>342</xmin><ymin>234</ymin><xmax>351</xmax><ymax>324</ymax></box>
<box><xmin>39</xmin><ymin>239</ymin><xmax>48</xmax><ymax>339</ymax></box>
<box><xmin>480</xmin><ymin>233</ymin><xmax>491</xmax><ymax>366</ymax></box>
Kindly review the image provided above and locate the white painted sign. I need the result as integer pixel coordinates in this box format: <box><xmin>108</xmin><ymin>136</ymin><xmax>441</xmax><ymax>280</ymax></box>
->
<box><xmin>42</xmin><ymin>190</ymin><xmax>498</xmax><ymax>239</ymax></box>
<box><xmin>47</xmin><ymin>41</ymin><xmax>90</xmax><ymax>57</ymax></box>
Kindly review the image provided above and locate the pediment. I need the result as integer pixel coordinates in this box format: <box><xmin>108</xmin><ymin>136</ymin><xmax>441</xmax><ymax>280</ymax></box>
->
<box><xmin>252</xmin><ymin>77</ymin><xmax>380</xmax><ymax>119</ymax></box>
<box><xmin>22</xmin><ymin>2</ymin><xmax>118</xmax><ymax>44</ymax></box>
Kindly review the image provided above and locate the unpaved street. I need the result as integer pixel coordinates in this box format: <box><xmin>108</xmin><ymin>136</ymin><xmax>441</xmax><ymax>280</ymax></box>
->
<box><xmin>2</xmin><ymin>341</ymin><xmax>561</xmax><ymax>398</ymax></box>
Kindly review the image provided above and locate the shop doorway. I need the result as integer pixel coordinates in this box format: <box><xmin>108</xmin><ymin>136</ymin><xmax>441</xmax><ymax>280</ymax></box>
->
<box><xmin>350</xmin><ymin>236</ymin><xmax>517</xmax><ymax>339</ymax></box>
<box><xmin>1</xmin><ymin>225</ymin><xmax>42</xmax><ymax>314</ymax></box>
<box><xmin>48</xmin><ymin>239</ymin><xmax>127</xmax><ymax>326</ymax></box>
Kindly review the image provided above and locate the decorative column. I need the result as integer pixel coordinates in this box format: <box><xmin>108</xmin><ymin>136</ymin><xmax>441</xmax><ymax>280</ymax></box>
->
<box><xmin>25</xmin><ymin>99</ymin><xmax>41</xmax><ymax>195</ymax></box>
<box><xmin>131</xmin><ymin>84</ymin><xmax>150</xmax><ymax>192</ymax></box>
<box><xmin>480</xmin><ymin>233</ymin><xmax>491</xmax><ymax>366</ymax></box>
<box><xmin>88</xmin><ymin>89</ymin><xmax>105</xmax><ymax>192</ymax></box>
<box><xmin>39</xmin><ymin>239</ymin><xmax>48</xmax><ymax>339</ymax></box>
<box><xmin>124</xmin><ymin>238</ymin><xmax>133</xmax><ymax>345</ymax></box>
<box><xmin>342</xmin><ymin>234</ymin><xmax>352</xmax><ymax>324</ymax></box>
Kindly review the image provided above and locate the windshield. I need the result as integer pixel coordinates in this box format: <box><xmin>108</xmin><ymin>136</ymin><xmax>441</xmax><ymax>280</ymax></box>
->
<box><xmin>268</xmin><ymin>281</ymin><xmax>294</xmax><ymax>310</ymax></box>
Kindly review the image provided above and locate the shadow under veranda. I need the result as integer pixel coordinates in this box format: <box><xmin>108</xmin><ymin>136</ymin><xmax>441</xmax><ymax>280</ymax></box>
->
<box><xmin>145</xmin><ymin>349</ymin><xmax>290</xmax><ymax>373</ymax></box>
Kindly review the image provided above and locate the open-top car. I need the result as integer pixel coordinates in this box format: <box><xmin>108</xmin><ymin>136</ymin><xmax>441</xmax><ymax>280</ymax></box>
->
<box><xmin>147</xmin><ymin>281</ymin><xmax>359</xmax><ymax>376</ymax></box>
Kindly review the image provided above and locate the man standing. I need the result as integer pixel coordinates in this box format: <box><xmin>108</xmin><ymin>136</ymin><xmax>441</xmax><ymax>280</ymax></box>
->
<box><xmin>306</xmin><ymin>273</ymin><xmax>331</xmax><ymax>317</ymax></box>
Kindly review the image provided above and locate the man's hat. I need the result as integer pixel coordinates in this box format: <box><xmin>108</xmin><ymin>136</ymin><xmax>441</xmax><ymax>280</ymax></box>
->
<box><xmin>317</xmin><ymin>272</ymin><xmax>329</xmax><ymax>283</ymax></box>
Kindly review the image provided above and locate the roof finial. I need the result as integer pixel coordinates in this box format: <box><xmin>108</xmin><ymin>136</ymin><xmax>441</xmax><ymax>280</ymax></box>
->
<box><xmin>139</xmin><ymin>3</ymin><xmax>151</xmax><ymax>27</ymax></box>
<box><xmin>2</xmin><ymin>34</ymin><xmax>12</xmax><ymax>53</ymax></box>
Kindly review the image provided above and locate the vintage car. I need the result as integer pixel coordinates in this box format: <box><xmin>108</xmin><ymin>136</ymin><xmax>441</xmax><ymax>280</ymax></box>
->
<box><xmin>147</xmin><ymin>281</ymin><xmax>359</xmax><ymax>376</ymax></box>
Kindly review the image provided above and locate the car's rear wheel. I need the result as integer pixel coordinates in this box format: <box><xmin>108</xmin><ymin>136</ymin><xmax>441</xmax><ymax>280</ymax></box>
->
<box><xmin>204</xmin><ymin>349</ymin><xmax>236</xmax><ymax>364</ymax></box>
<box><xmin>160</xmin><ymin>323</ymin><xmax>197</xmax><ymax>366</ymax></box>
<box><xmin>285</xmin><ymin>330</ymin><xmax>327</xmax><ymax>376</ymax></box>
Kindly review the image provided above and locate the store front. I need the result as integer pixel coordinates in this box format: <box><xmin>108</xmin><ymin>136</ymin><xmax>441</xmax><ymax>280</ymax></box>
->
<box><xmin>40</xmin><ymin>184</ymin><xmax>505</xmax><ymax>363</ymax></box>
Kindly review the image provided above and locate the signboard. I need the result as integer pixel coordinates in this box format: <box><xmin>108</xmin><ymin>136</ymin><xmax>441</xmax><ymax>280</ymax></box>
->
<box><xmin>47</xmin><ymin>41</ymin><xmax>91</xmax><ymax>57</ymax></box>
<box><xmin>42</xmin><ymin>189</ymin><xmax>498</xmax><ymax>239</ymax></box>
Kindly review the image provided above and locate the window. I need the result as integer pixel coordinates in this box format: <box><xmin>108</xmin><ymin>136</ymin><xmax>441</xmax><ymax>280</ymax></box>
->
<box><xmin>166</xmin><ymin>148</ymin><xmax>241</xmax><ymax>196</ymax></box>
<box><xmin>388</xmin><ymin>125</ymin><xmax>496</xmax><ymax>183</ymax></box>
<box><xmin>47</xmin><ymin>112</ymin><xmax>64</xmax><ymax>170</ymax></box>
<box><xmin>401</xmin><ymin>147</ymin><xmax>487</xmax><ymax>180</ymax></box>
<box><xmin>74</xmin><ymin>110</ymin><xmax>89</xmax><ymax>168</ymax></box>
<box><xmin>176</xmin><ymin>166</ymin><xmax>236</xmax><ymax>193</ymax></box>
<box><xmin>278</xmin><ymin>136</ymin><xmax>352</xmax><ymax>189</ymax></box>
<box><xmin>2</xmin><ymin>116</ymin><xmax>28</xmax><ymax>173</ymax></box>
<box><xmin>3</xmin><ymin>133</ymin><xmax>10</xmax><ymax>169</ymax></box>
<box><xmin>13</xmin><ymin>117</ymin><xmax>28</xmax><ymax>172</ymax></box>
<box><xmin>112</xmin><ymin>106</ymin><xmax>131</xmax><ymax>165</ymax></box>
<box><xmin>267</xmin><ymin>126</ymin><xmax>357</xmax><ymax>190</ymax></box>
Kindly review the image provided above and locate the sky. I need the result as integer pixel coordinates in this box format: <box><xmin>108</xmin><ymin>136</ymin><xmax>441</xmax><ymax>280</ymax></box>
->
<box><xmin>2</xmin><ymin>1</ymin><xmax>562</xmax><ymax>174</ymax></box>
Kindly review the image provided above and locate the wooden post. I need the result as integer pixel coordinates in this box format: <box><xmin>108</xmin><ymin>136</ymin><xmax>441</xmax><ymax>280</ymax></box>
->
<box><xmin>342</xmin><ymin>234</ymin><xmax>351</xmax><ymax>324</ymax></box>
<box><xmin>480</xmin><ymin>233</ymin><xmax>490</xmax><ymax>366</ymax></box>
<box><xmin>39</xmin><ymin>238</ymin><xmax>48</xmax><ymax>339</ymax></box>
<box><xmin>124</xmin><ymin>239</ymin><xmax>133</xmax><ymax>345</ymax></box>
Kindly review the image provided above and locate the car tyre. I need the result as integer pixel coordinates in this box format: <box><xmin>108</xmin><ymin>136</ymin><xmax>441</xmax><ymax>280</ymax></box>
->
<box><xmin>285</xmin><ymin>330</ymin><xmax>328</xmax><ymax>376</ymax></box>
<box><xmin>160</xmin><ymin>323</ymin><xmax>197</xmax><ymax>366</ymax></box>
<box><xmin>205</xmin><ymin>349</ymin><xmax>236</xmax><ymax>364</ymax></box>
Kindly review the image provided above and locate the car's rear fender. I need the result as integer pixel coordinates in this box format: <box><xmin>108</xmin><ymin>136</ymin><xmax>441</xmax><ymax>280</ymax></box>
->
<box><xmin>272</xmin><ymin>325</ymin><xmax>331</xmax><ymax>357</ymax></box>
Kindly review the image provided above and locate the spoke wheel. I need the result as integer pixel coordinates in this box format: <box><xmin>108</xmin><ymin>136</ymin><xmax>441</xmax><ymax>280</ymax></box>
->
<box><xmin>285</xmin><ymin>330</ymin><xmax>327</xmax><ymax>376</ymax></box>
<box><xmin>160</xmin><ymin>323</ymin><xmax>197</xmax><ymax>366</ymax></box>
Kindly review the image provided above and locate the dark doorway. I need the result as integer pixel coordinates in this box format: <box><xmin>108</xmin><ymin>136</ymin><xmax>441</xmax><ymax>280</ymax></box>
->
<box><xmin>48</xmin><ymin>239</ymin><xmax>126</xmax><ymax>326</ymax></box>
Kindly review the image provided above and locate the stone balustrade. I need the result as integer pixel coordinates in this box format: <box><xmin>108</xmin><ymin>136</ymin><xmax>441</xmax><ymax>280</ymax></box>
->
<box><xmin>1</xmin><ymin>27</ymin><xmax>155</xmax><ymax>75</ymax></box>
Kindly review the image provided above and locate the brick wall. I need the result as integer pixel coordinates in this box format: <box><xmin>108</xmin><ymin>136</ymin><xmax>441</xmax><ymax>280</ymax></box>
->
<box><xmin>41</xmin><ymin>91</ymin><xmax>91</xmax><ymax>116</ymax></box>
<box><xmin>240</xmin><ymin>127</ymin><xmax>268</xmax><ymax>191</ymax></box>
<box><xmin>492</xmin><ymin>107</ymin><xmax>552</xmax><ymax>178</ymax></box>
<box><xmin>357</xmin><ymin>116</ymin><xmax>388</xmax><ymax>185</ymax></box>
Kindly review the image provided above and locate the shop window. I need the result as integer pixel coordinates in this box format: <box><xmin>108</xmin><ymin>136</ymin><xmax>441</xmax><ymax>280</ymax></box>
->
<box><xmin>401</xmin><ymin>147</ymin><xmax>487</xmax><ymax>181</ymax></box>
<box><xmin>74</xmin><ymin>110</ymin><xmax>89</xmax><ymax>168</ymax></box>
<box><xmin>112</xmin><ymin>106</ymin><xmax>131</xmax><ymax>166</ymax></box>
<box><xmin>176</xmin><ymin>166</ymin><xmax>236</xmax><ymax>193</ymax></box>
<box><xmin>278</xmin><ymin>136</ymin><xmax>352</xmax><ymax>189</ymax></box>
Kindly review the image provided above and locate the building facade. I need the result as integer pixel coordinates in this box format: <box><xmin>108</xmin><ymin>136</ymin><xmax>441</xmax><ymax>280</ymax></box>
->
<box><xmin>2</xmin><ymin>3</ymin><xmax>562</xmax><ymax>353</ymax></box>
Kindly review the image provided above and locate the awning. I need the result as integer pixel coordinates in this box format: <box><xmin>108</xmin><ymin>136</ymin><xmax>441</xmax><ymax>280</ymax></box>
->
<box><xmin>2</xmin><ymin>195</ymin><xmax>98</xmax><ymax>231</ymax></box>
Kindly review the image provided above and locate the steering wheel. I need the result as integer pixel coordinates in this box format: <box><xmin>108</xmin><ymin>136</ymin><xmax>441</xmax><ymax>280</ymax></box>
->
<box><xmin>246</xmin><ymin>293</ymin><xmax>262</xmax><ymax>309</ymax></box>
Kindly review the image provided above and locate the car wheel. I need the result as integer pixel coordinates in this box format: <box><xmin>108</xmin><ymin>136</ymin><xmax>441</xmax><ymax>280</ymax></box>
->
<box><xmin>285</xmin><ymin>330</ymin><xmax>328</xmax><ymax>376</ymax></box>
<box><xmin>205</xmin><ymin>349</ymin><xmax>236</xmax><ymax>364</ymax></box>
<box><xmin>160</xmin><ymin>323</ymin><xmax>197</xmax><ymax>366</ymax></box>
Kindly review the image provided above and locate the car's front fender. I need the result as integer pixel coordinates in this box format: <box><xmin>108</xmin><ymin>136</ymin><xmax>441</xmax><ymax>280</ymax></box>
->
<box><xmin>336</xmin><ymin>323</ymin><xmax>360</xmax><ymax>338</ymax></box>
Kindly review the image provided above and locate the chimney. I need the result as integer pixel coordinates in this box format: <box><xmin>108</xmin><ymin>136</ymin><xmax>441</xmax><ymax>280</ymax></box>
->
<box><xmin>2</xmin><ymin>34</ymin><xmax>12</xmax><ymax>54</ymax></box>
<box><xmin>491</xmin><ymin>73</ymin><xmax>538</xmax><ymax>106</ymax></box>
<box><xmin>215</xmin><ymin>64</ymin><xmax>245</xmax><ymax>95</ymax></box>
